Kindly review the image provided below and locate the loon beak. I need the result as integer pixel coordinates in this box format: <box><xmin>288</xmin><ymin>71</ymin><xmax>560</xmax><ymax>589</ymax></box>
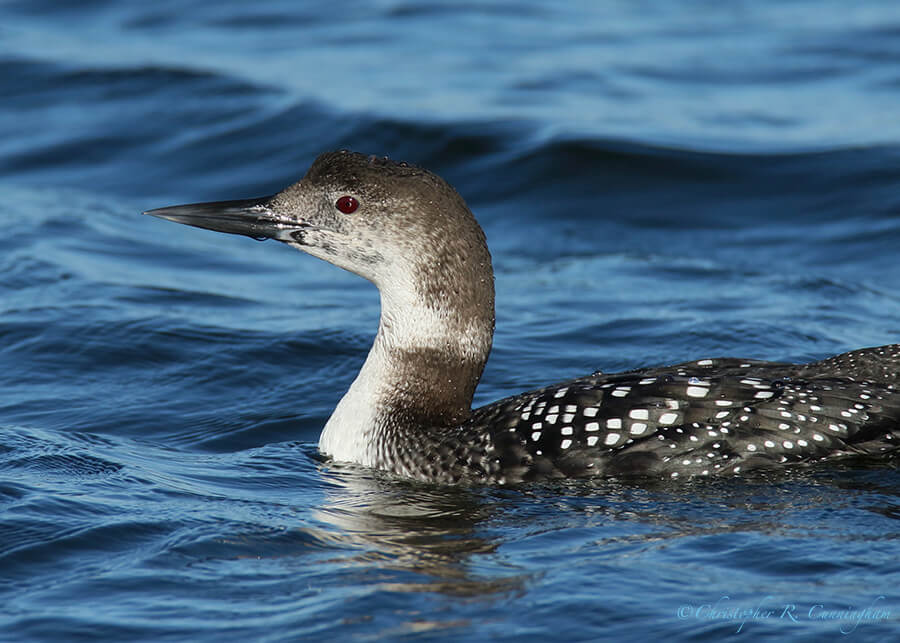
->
<box><xmin>144</xmin><ymin>196</ymin><xmax>302</xmax><ymax>241</ymax></box>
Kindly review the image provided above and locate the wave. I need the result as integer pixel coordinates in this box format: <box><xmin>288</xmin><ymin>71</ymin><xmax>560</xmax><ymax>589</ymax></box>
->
<box><xmin>4</xmin><ymin>49</ymin><xmax>900</xmax><ymax>225</ymax></box>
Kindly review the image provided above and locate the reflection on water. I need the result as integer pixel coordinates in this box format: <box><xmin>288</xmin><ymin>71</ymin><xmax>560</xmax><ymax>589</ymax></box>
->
<box><xmin>302</xmin><ymin>459</ymin><xmax>900</xmax><ymax>612</ymax></box>
<box><xmin>313</xmin><ymin>464</ymin><xmax>524</xmax><ymax>599</ymax></box>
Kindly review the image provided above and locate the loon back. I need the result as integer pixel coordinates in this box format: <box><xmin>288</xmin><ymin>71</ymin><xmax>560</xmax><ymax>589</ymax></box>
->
<box><xmin>145</xmin><ymin>150</ymin><xmax>900</xmax><ymax>485</ymax></box>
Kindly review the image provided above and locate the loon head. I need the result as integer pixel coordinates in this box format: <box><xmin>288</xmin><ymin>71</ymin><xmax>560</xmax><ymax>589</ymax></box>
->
<box><xmin>148</xmin><ymin>151</ymin><xmax>497</xmax><ymax>467</ymax></box>
<box><xmin>145</xmin><ymin>150</ymin><xmax>494</xmax><ymax>317</ymax></box>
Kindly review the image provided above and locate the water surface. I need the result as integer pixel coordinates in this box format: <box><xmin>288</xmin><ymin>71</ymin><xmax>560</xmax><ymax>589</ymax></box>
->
<box><xmin>2</xmin><ymin>1</ymin><xmax>900</xmax><ymax>640</ymax></box>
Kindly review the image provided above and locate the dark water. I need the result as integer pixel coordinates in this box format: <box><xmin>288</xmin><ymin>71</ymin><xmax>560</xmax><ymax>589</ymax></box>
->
<box><xmin>2</xmin><ymin>1</ymin><xmax>900</xmax><ymax>640</ymax></box>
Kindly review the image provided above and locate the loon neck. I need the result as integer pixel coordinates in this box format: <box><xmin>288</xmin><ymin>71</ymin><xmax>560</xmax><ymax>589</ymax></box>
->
<box><xmin>318</xmin><ymin>239</ymin><xmax>495</xmax><ymax>467</ymax></box>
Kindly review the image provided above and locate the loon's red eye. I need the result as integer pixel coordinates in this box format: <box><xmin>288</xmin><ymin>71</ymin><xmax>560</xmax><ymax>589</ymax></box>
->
<box><xmin>335</xmin><ymin>196</ymin><xmax>359</xmax><ymax>214</ymax></box>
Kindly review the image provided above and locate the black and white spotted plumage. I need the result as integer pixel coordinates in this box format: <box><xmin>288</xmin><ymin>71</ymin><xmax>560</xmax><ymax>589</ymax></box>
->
<box><xmin>403</xmin><ymin>345</ymin><xmax>900</xmax><ymax>484</ymax></box>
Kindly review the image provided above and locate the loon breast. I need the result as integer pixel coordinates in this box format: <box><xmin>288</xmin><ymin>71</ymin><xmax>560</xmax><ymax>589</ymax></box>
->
<box><xmin>145</xmin><ymin>150</ymin><xmax>900</xmax><ymax>485</ymax></box>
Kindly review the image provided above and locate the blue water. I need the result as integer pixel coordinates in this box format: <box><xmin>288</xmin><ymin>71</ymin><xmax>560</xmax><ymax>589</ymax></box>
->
<box><xmin>2</xmin><ymin>1</ymin><xmax>900</xmax><ymax>640</ymax></box>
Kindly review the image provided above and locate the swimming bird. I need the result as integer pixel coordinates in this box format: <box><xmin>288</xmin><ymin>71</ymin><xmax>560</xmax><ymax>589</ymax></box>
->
<box><xmin>146</xmin><ymin>150</ymin><xmax>900</xmax><ymax>484</ymax></box>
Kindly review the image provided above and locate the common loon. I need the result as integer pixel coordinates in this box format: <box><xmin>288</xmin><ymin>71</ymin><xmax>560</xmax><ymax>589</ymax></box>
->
<box><xmin>146</xmin><ymin>150</ymin><xmax>900</xmax><ymax>484</ymax></box>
